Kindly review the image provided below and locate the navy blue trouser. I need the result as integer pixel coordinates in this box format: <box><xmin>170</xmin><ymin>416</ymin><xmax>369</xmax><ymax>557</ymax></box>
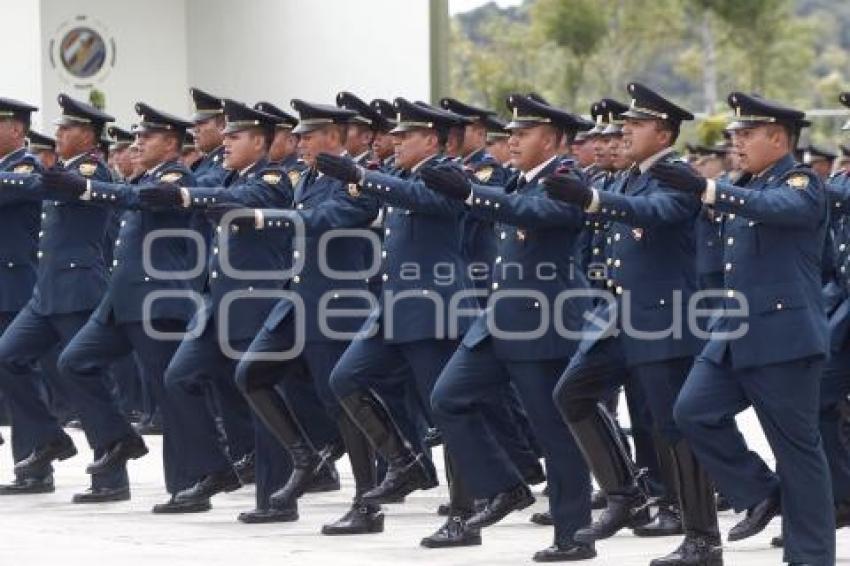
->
<box><xmin>820</xmin><ymin>347</ymin><xmax>850</xmax><ymax>504</ymax></box>
<box><xmin>0</xmin><ymin>304</ymin><xmax>125</xmax><ymax>488</ymax></box>
<box><xmin>329</xmin><ymin>332</ymin><xmax>460</xmax><ymax>436</ymax></box>
<box><xmin>57</xmin><ymin>317</ymin><xmax>186</xmax><ymax>490</ymax></box>
<box><xmin>164</xmin><ymin>323</ymin><xmax>258</xmax><ymax>491</ymax></box>
<box><xmin>675</xmin><ymin>354</ymin><xmax>835</xmax><ymax>565</ymax></box>
<box><xmin>431</xmin><ymin>340</ymin><xmax>591</xmax><ymax>541</ymax></box>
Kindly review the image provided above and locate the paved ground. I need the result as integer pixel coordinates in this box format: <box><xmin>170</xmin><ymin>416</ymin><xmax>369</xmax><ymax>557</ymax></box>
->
<box><xmin>0</xmin><ymin>413</ymin><xmax>848</xmax><ymax>565</ymax></box>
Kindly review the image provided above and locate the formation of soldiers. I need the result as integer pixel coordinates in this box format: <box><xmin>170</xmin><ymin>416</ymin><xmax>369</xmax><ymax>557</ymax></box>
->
<box><xmin>0</xmin><ymin>81</ymin><xmax>848</xmax><ymax>566</ymax></box>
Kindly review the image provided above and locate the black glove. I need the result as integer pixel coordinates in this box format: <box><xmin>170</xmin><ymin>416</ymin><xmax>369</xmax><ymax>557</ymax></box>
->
<box><xmin>41</xmin><ymin>169</ymin><xmax>87</xmax><ymax>198</ymax></box>
<box><xmin>205</xmin><ymin>203</ymin><xmax>256</xmax><ymax>228</ymax></box>
<box><xmin>315</xmin><ymin>153</ymin><xmax>361</xmax><ymax>184</ymax></box>
<box><xmin>649</xmin><ymin>162</ymin><xmax>707</xmax><ymax>195</ymax></box>
<box><xmin>543</xmin><ymin>173</ymin><xmax>593</xmax><ymax>208</ymax></box>
<box><xmin>139</xmin><ymin>183</ymin><xmax>183</xmax><ymax>207</ymax></box>
<box><xmin>419</xmin><ymin>165</ymin><xmax>471</xmax><ymax>201</ymax></box>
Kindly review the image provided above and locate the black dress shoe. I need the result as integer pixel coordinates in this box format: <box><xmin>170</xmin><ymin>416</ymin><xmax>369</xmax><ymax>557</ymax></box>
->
<box><xmin>0</xmin><ymin>475</ymin><xmax>55</xmax><ymax>494</ymax></box>
<box><xmin>362</xmin><ymin>454</ymin><xmax>438</xmax><ymax>504</ymax></box>
<box><xmin>152</xmin><ymin>495</ymin><xmax>211</xmax><ymax>514</ymax></box>
<box><xmin>233</xmin><ymin>452</ymin><xmax>255</xmax><ymax>485</ymax></box>
<box><xmin>423</xmin><ymin>427</ymin><xmax>443</xmax><ymax>448</ymax></box>
<box><xmin>86</xmin><ymin>434</ymin><xmax>148</xmax><ymax>474</ymax></box>
<box><xmin>238</xmin><ymin>506</ymin><xmax>298</xmax><ymax>524</ymax></box>
<box><xmin>649</xmin><ymin>534</ymin><xmax>723</xmax><ymax>566</ymax></box>
<box><xmin>633</xmin><ymin>505</ymin><xmax>684</xmax><ymax>537</ymax></box>
<box><xmin>306</xmin><ymin>462</ymin><xmax>340</xmax><ymax>493</ymax></box>
<box><xmin>72</xmin><ymin>486</ymin><xmax>131</xmax><ymax>503</ymax></box>
<box><xmin>175</xmin><ymin>468</ymin><xmax>242</xmax><ymax>502</ymax></box>
<box><xmin>727</xmin><ymin>493</ymin><xmax>780</xmax><ymax>542</ymax></box>
<box><xmin>268</xmin><ymin>452</ymin><xmax>323</xmax><ymax>508</ymax></box>
<box><xmin>14</xmin><ymin>433</ymin><xmax>76</xmax><ymax>475</ymax></box>
<box><xmin>575</xmin><ymin>492</ymin><xmax>650</xmax><ymax>544</ymax></box>
<box><xmin>420</xmin><ymin>516</ymin><xmax>482</xmax><ymax>548</ymax></box>
<box><xmin>771</xmin><ymin>535</ymin><xmax>784</xmax><ymax>548</ymax></box>
<box><xmin>522</xmin><ymin>461</ymin><xmax>547</xmax><ymax>486</ymax></box>
<box><xmin>533</xmin><ymin>539</ymin><xmax>596</xmax><ymax>562</ymax></box>
<box><xmin>715</xmin><ymin>493</ymin><xmax>732</xmax><ymax>512</ymax></box>
<box><xmin>468</xmin><ymin>484</ymin><xmax>535</xmax><ymax>529</ymax></box>
<box><xmin>322</xmin><ymin>502</ymin><xmax>384</xmax><ymax>535</ymax></box>
<box><xmin>531</xmin><ymin>511</ymin><xmax>554</xmax><ymax>526</ymax></box>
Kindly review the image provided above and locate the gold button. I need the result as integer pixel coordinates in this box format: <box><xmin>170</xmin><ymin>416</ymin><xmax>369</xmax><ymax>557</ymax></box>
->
<box><xmin>381</xmin><ymin>274</ymin><xmax>388</xmax><ymax>282</ymax></box>
<box><xmin>36</xmin><ymin>251</ymin><xmax>43</xmax><ymax>258</ymax></box>
<box><xmin>613</xmin><ymin>259</ymin><xmax>621</xmax><ymax>267</ymax></box>
<box><xmin>492</xmin><ymin>282</ymin><xmax>499</xmax><ymax>290</ymax></box>
<box><xmin>727</xmin><ymin>237</ymin><xmax>734</xmax><ymax>246</ymax></box>
<box><xmin>293</xmin><ymin>275</ymin><xmax>301</xmax><ymax>283</ymax></box>
<box><xmin>725</xmin><ymin>263</ymin><xmax>732</xmax><ymax>272</ymax></box>
<box><xmin>726</xmin><ymin>289</ymin><xmax>734</xmax><ymax>298</ymax></box>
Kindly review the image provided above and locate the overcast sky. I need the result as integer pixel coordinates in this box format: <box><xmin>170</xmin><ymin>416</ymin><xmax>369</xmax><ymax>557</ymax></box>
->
<box><xmin>449</xmin><ymin>0</ymin><xmax>523</xmax><ymax>15</ymax></box>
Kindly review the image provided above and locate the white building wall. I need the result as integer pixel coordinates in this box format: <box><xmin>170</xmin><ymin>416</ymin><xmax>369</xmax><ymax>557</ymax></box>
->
<box><xmin>3</xmin><ymin>0</ymin><xmax>432</xmax><ymax>133</ymax></box>
<box><xmin>38</xmin><ymin>0</ymin><xmax>189</xmax><ymax>130</ymax></box>
<box><xmin>0</xmin><ymin>0</ymin><xmax>44</xmax><ymax>129</ymax></box>
<box><xmin>183</xmin><ymin>0</ymin><xmax>432</xmax><ymax>112</ymax></box>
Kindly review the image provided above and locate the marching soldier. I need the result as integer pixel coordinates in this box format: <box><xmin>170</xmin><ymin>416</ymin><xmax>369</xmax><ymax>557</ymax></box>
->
<box><xmin>670</xmin><ymin>92</ymin><xmax>835</xmax><ymax>565</ymax></box>
<box><xmin>0</xmin><ymin>98</ymin><xmax>50</xmax><ymax>491</ymax></box>
<box><xmin>0</xmin><ymin>94</ymin><xmax>129</xmax><ymax>502</ymax></box>
<box><xmin>548</xmin><ymin>83</ymin><xmax>716</xmax><ymax>565</ymax></box>
<box><xmin>254</xmin><ymin>101</ymin><xmax>303</xmax><ymax>173</ymax></box>
<box><xmin>44</xmin><ymin>102</ymin><xmax>200</xmax><ymax>505</ymax></box>
<box><xmin>482</xmin><ymin>114</ymin><xmax>511</xmax><ymax>169</ymax></box>
<box><xmin>421</xmin><ymin>93</ymin><xmax>598</xmax><ymax>561</ymax></box>
<box><xmin>190</xmin><ymin>87</ymin><xmax>230</xmax><ymax>186</ymax></box>
<box><xmin>370</xmin><ymin>99</ymin><xmax>397</xmax><ymax>170</ymax></box>
<box><xmin>232</xmin><ymin>100</ymin><xmax>384</xmax><ymax>533</ymax></box>
<box><xmin>768</xmin><ymin>90</ymin><xmax>850</xmax><ymax>552</ymax></box>
<box><xmin>336</xmin><ymin>91</ymin><xmax>381</xmax><ymax>165</ymax></box>
<box><xmin>318</xmin><ymin>99</ymin><xmax>480</xmax><ymax>545</ymax></box>
<box><xmin>27</xmin><ymin>130</ymin><xmax>57</xmax><ymax>169</ymax></box>
<box><xmin>135</xmin><ymin>100</ymin><xmax>299</xmax><ymax>514</ymax></box>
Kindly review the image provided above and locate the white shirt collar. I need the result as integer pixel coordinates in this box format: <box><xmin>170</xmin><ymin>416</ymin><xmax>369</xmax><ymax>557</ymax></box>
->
<box><xmin>239</xmin><ymin>161</ymin><xmax>259</xmax><ymax>177</ymax></box>
<box><xmin>638</xmin><ymin>146</ymin><xmax>675</xmax><ymax>174</ymax></box>
<box><xmin>522</xmin><ymin>155</ymin><xmax>558</xmax><ymax>183</ymax></box>
<box><xmin>60</xmin><ymin>152</ymin><xmax>90</xmax><ymax>167</ymax></box>
<box><xmin>411</xmin><ymin>153</ymin><xmax>440</xmax><ymax>173</ymax></box>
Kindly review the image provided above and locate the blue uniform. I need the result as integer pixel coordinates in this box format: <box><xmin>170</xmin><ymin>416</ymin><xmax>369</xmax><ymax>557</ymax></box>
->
<box><xmin>674</xmin><ymin>155</ymin><xmax>835</xmax><ymax>565</ymax></box>
<box><xmin>163</xmin><ymin>160</ymin><xmax>297</xmax><ymax>493</ymax></box>
<box><xmin>233</xmin><ymin>166</ymin><xmax>382</xmax><ymax>506</ymax></box>
<box><xmin>812</xmin><ymin>171</ymin><xmax>850</xmax><ymax>506</ymax></box>
<box><xmin>554</xmin><ymin>153</ymin><xmax>704</xmax><ymax>524</ymax></box>
<box><xmin>431</xmin><ymin>156</ymin><xmax>594</xmax><ymax>541</ymax></box>
<box><xmin>55</xmin><ymin>159</ymin><xmax>199</xmax><ymax>494</ymax></box>
<box><xmin>0</xmin><ymin>152</ymin><xmax>126</xmax><ymax>489</ymax></box>
<box><xmin>329</xmin><ymin>158</ymin><xmax>476</xmax><ymax>406</ymax></box>
<box><xmin>0</xmin><ymin>148</ymin><xmax>44</xmax><ymax>474</ymax></box>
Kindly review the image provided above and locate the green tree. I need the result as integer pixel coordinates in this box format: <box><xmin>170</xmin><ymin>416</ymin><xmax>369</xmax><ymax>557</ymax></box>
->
<box><xmin>531</xmin><ymin>0</ymin><xmax>608</xmax><ymax>107</ymax></box>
